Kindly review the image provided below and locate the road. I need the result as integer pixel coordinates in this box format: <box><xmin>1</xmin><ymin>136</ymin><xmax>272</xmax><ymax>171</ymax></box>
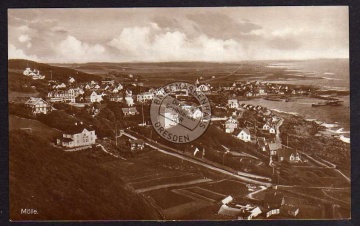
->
<box><xmin>122</xmin><ymin>131</ymin><xmax>272</xmax><ymax>187</ymax></box>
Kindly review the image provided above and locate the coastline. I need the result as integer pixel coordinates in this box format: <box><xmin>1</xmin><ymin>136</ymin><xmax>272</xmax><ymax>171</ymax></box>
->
<box><xmin>274</xmin><ymin>111</ymin><xmax>350</xmax><ymax>176</ymax></box>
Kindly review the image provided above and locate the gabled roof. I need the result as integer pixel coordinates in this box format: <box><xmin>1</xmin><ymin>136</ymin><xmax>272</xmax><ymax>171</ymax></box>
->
<box><xmin>264</xmin><ymin>191</ymin><xmax>284</xmax><ymax>206</ymax></box>
<box><xmin>240</xmin><ymin>128</ymin><xmax>250</xmax><ymax>135</ymax></box>
<box><xmin>63</xmin><ymin>123</ymin><xmax>94</xmax><ymax>134</ymax></box>
<box><xmin>129</xmin><ymin>139</ymin><xmax>144</xmax><ymax>145</ymax></box>
<box><xmin>25</xmin><ymin>97</ymin><xmax>49</xmax><ymax>106</ymax></box>
<box><xmin>268</xmin><ymin>142</ymin><xmax>282</xmax><ymax>151</ymax></box>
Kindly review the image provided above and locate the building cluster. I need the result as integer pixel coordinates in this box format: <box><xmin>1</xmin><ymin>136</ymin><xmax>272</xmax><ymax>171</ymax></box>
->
<box><xmin>23</xmin><ymin>67</ymin><xmax>45</xmax><ymax>80</ymax></box>
<box><xmin>218</xmin><ymin>191</ymin><xmax>299</xmax><ymax>220</ymax></box>
<box><xmin>219</xmin><ymin>81</ymin><xmax>310</xmax><ymax>97</ymax></box>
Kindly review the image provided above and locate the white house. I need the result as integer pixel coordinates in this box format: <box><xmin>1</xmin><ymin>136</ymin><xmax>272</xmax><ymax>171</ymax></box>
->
<box><xmin>225</xmin><ymin>117</ymin><xmax>238</xmax><ymax>133</ymax></box>
<box><xmin>25</xmin><ymin>97</ymin><xmax>52</xmax><ymax>114</ymax></box>
<box><xmin>68</xmin><ymin>77</ymin><xmax>75</xmax><ymax>84</ymax></box>
<box><xmin>196</xmin><ymin>84</ymin><xmax>211</xmax><ymax>92</ymax></box>
<box><xmin>228</xmin><ymin>99</ymin><xmax>239</xmax><ymax>109</ymax></box>
<box><xmin>137</xmin><ymin>92</ymin><xmax>154</xmax><ymax>102</ymax></box>
<box><xmin>237</xmin><ymin>128</ymin><xmax>251</xmax><ymax>142</ymax></box>
<box><xmin>125</xmin><ymin>96</ymin><xmax>134</xmax><ymax>107</ymax></box>
<box><xmin>163</xmin><ymin>111</ymin><xmax>179</xmax><ymax>128</ymax></box>
<box><xmin>57</xmin><ymin>122</ymin><xmax>97</xmax><ymax>148</ymax></box>
<box><xmin>85</xmin><ymin>91</ymin><xmax>103</xmax><ymax>103</ymax></box>
<box><xmin>269</xmin><ymin>127</ymin><xmax>276</xmax><ymax>134</ymax></box>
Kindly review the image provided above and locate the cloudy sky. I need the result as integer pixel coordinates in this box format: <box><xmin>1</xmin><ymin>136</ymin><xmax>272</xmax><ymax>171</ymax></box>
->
<box><xmin>8</xmin><ymin>7</ymin><xmax>348</xmax><ymax>63</ymax></box>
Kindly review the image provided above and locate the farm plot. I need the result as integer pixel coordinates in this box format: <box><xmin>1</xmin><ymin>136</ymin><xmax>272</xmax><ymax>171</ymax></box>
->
<box><xmin>197</xmin><ymin>179</ymin><xmax>249</xmax><ymax>198</ymax></box>
<box><xmin>143</xmin><ymin>188</ymin><xmax>194</xmax><ymax>210</ymax></box>
<box><xmin>179</xmin><ymin>186</ymin><xmax>226</xmax><ymax>202</ymax></box>
<box><xmin>130</xmin><ymin>173</ymin><xmax>211</xmax><ymax>192</ymax></box>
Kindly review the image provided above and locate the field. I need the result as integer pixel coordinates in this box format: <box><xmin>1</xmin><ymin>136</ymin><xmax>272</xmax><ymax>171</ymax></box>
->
<box><xmin>96</xmin><ymin>147</ymin><xmax>253</xmax><ymax>220</ymax></box>
<box><xmin>9</xmin><ymin>115</ymin><xmax>61</xmax><ymax>140</ymax></box>
<box><xmin>278</xmin><ymin>166</ymin><xmax>350</xmax><ymax>187</ymax></box>
<box><xmin>53</xmin><ymin>61</ymin><xmax>320</xmax><ymax>87</ymax></box>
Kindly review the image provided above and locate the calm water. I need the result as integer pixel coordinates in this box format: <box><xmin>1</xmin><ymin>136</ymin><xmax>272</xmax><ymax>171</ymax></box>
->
<box><xmin>241</xmin><ymin>96</ymin><xmax>350</xmax><ymax>135</ymax></box>
<box><xmin>252</xmin><ymin>59</ymin><xmax>350</xmax><ymax>142</ymax></box>
<box><xmin>265</xmin><ymin>59</ymin><xmax>349</xmax><ymax>90</ymax></box>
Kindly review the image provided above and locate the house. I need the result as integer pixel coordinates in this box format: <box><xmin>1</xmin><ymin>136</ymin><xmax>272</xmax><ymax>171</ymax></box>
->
<box><xmin>85</xmin><ymin>91</ymin><xmax>103</xmax><ymax>103</ymax></box>
<box><xmin>101</xmin><ymin>78</ymin><xmax>115</xmax><ymax>85</ymax></box>
<box><xmin>218</xmin><ymin>201</ymin><xmax>262</xmax><ymax>220</ymax></box>
<box><xmin>269</xmin><ymin>127</ymin><xmax>276</xmax><ymax>134</ymax></box>
<box><xmin>277</xmin><ymin>149</ymin><xmax>301</xmax><ymax>162</ymax></box>
<box><xmin>109</xmin><ymin>94</ymin><xmax>123</xmax><ymax>102</ymax></box>
<box><xmin>137</xmin><ymin>92</ymin><xmax>154</xmax><ymax>102</ymax></box>
<box><xmin>68</xmin><ymin>77</ymin><xmax>75</xmax><ymax>84</ymax></box>
<box><xmin>280</xmin><ymin>204</ymin><xmax>300</xmax><ymax>217</ymax></box>
<box><xmin>269</xmin><ymin>142</ymin><xmax>282</xmax><ymax>156</ymax></box>
<box><xmin>122</xmin><ymin>107</ymin><xmax>139</xmax><ymax>116</ymax></box>
<box><xmin>263</xmin><ymin>123</ymin><xmax>271</xmax><ymax>130</ymax></box>
<box><xmin>259</xmin><ymin>88</ymin><xmax>267</xmax><ymax>95</ymax></box>
<box><xmin>237</xmin><ymin>205</ymin><xmax>262</xmax><ymax>220</ymax></box>
<box><xmin>125</xmin><ymin>96</ymin><xmax>134</xmax><ymax>106</ymax></box>
<box><xmin>228</xmin><ymin>99</ymin><xmax>239</xmax><ymax>109</ymax></box>
<box><xmin>129</xmin><ymin>139</ymin><xmax>145</xmax><ymax>151</ymax></box>
<box><xmin>163</xmin><ymin>111</ymin><xmax>179</xmax><ymax>128</ymax></box>
<box><xmin>196</xmin><ymin>84</ymin><xmax>211</xmax><ymax>92</ymax></box>
<box><xmin>25</xmin><ymin>97</ymin><xmax>52</xmax><ymax>114</ymax></box>
<box><xmin>263</xmin><ymin>191</ymin><xmax>285</xmax><ymax>213</ymax></box>
<box><xmin>47</xmin><ymin>89</ymin><xmax>76</xmax><ymax>103</ymax></box>
<box><xmin>225</xmin><ymin>117</ymin><xmax>238</xmax><ymax>133</ymax></box>
<box><xmin>57</xmin><ymin>122</ymin><xmax>97</xmax><ymax>148</ymax></box>
<box><xmin>237</xmin><ymin>128</ymin><xmax>251</xmax><ymax>142</ymax></box>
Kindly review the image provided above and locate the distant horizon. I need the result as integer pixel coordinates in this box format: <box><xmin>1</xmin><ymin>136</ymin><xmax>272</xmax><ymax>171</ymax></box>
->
<box><xmin>8</xmin><ymin>57</ymin><xmax>350</xmax><ymax>65</ymax></box>
<box><xmin>8</xmin><ymin>7</ymin><xmax>348</xmax><ymax>63</ymax></box>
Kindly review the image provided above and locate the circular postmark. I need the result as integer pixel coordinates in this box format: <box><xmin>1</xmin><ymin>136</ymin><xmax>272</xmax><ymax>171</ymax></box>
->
<box><xmin>150</xmin><ymin>82</ymin><xmax>211</xmax><ymax>143</ymax></box>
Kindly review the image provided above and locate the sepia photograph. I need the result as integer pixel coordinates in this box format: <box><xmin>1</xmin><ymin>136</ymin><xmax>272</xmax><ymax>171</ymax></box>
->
<box><xmin>8</xmin><ymin>6</ymin><xmax>350</xmax><ymax>221</ymax></box>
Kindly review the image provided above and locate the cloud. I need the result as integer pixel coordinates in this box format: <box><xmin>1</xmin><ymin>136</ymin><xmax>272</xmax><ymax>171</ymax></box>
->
<box><xmin>18</xmin><ymin>34</ymin><xmax>31</xmax><ymax>43</ymax></box>
<box><xmin>8</xmin><ymin>44</ymin><xmax>38</xmax><ymax>61</ymax></box>
<box><xmin>187</xmin><ymin>12</ymin><xmax>262</xmax><ymax>40</ymax></box>
<box><xmin>56</xmin><ymin>35</ymin><xmax>107</xmax><ymax>63</ymax></box>
<box><xmin>108</xmin><ymin>25</ymin><xmax>246</xmax><ymax>62</ymax></box>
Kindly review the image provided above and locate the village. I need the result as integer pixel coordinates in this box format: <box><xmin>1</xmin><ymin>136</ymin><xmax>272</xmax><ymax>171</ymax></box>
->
<box><xmin>9</xmin><ymin>64</ymin><xmax>350</xmax><ymax>220</ymax></box>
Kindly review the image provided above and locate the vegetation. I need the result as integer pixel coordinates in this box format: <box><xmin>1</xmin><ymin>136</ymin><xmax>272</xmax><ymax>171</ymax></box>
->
<box><xmin>9</xmin><ymin>130</ymin><xmax>160</xmax><ymax>220</ymax></box>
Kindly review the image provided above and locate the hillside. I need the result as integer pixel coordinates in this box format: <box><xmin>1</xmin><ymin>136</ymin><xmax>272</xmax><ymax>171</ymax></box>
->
<box><xmin>8</xmin><ymin>59</ymin><xmax>102</xmax><ymax>84</ymax></box>
<box><xmin>9</xmin><ymin>130</ymin><xmax>161</xmax><ymax>220</ymax></box>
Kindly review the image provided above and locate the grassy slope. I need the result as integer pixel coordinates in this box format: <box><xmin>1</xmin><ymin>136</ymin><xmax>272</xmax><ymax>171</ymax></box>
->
<box><xmin>9</xmin><ymin>130</ymin><xmax>160</xmax><ymax>220</ymax></box>
<box><xmin>8</xmin><ymin>59</ymin><xmax>102</xmax><ymax>83</ymax></box>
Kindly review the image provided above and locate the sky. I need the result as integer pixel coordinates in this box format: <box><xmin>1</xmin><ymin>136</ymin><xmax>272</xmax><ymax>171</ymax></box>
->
<box><xmin>8</xmin><ymin>7</ymin><xmax>349</xmax><ymax>63</ymax></box>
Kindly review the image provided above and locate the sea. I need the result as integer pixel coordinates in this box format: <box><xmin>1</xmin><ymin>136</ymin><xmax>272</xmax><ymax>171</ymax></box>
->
<box><xmin>243</xmin><ymin>59</ymin><xmax>350</xmax><ymax>144</ymax></box>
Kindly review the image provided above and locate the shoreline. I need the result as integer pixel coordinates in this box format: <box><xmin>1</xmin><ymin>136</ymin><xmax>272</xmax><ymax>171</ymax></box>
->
<box><xmin>273</xmin><ymin>110</ymin><xmax>350</xmax><ymax>174</ymax></box>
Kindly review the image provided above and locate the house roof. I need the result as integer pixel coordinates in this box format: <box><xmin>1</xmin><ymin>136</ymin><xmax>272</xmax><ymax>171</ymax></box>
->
<box><xmin>240</xmin><ymin>128</ymin><xmax>250</xmax><ymax>135</ymax></box>
<box><xmin>122</xmin><ymin>107</ymin><xmax>138</xmax><ymax>114</ymax></box>
<box><xmin>25</xmin><ymin>97</ymin><xmax>50</xmax><ymax>106</ymax></box>
<box><xmin>130</xmin><ymin>139</ymin><xmax>144</xmax><ymax>144</ymax></box>
<box><xmin>62</xmin><ymin>138</ymin><xmax>74</xmax><ymax>142</ymax></box>
<box><xmin>264</xmin><ymin>191</ymin><xmax>284</xmax><ymax>206</ymax></box>
<box><xmin>218</xmin><ymin>205</ymin><xmax>242</xmax><ymax>217</ymax></box>
<box><xmin>63</xmin><ymin>123</ymin><xmax>94</xmax><ymax>134</ymax></box>
<box><xmin>268</xmin><ymin>142</ymin><xmax>282</xmax><ymax>151</ymax></box>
